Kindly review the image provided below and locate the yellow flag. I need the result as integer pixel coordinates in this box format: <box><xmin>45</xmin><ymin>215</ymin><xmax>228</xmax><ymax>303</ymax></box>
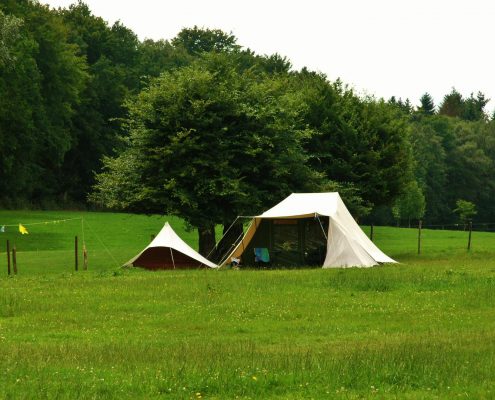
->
<box><xmin>19</xmin><ymin>224</ymin><xmax>29</xmax><ymax>235</ymax></box>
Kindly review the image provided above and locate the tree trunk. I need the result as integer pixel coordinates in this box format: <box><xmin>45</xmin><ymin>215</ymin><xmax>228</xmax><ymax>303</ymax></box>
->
<box><xmin>198</xmin><ymin>225</ymin><xmax>216</xmax><ymax>258</ymax></box>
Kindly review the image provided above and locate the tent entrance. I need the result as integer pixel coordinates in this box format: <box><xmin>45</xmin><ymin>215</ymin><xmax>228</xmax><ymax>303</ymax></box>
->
<box><xmin>242</xmin><ymin>217</ymin><xmax>328</xmax><ymax>267</ymax></box>
<box><xmin>133</xmin><ymin>247</ymin><xmax>203</xmax><ymax>269</ymax></box>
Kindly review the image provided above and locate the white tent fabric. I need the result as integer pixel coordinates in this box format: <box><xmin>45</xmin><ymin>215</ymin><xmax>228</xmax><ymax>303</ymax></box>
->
<box><xmin>222</xmin><ymin>192</ymin><xmax>396</xmax><ymax>268</ymax></box>
<box><xmin>125</xmin><ymin>222</ymin><xmax>218</xmax><ymax>269</ymax></box>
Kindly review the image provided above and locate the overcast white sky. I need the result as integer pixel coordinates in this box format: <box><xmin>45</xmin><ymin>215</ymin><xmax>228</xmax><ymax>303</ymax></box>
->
<box><xmin>41</xmin><ymin>0</ymin><xmax>495</xmax><ymax>113</ymax></box>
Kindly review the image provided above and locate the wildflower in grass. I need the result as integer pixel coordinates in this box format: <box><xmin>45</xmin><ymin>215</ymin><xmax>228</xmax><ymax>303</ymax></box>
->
<box><xmin>252</xmin><ymin>376</ymin><xmax>257</xmax><ymax>381</ymax></box>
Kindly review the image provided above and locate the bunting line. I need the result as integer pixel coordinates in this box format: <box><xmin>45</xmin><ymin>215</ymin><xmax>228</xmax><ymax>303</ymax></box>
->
<box><xmin>0</xmin><ymin>217</ymin><xmax>82</xmax><ymax>228</ymax></box>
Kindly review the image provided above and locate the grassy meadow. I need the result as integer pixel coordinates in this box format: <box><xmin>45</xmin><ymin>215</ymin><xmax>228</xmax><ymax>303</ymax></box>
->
<box><xmin>1</xmin><ymin>211</ymin><xmax>495</xmax><ymax>399</ymax></box>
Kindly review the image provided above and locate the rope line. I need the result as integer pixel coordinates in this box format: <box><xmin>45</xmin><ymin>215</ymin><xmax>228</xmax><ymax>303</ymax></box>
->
<box><xmin>0</xmin><ymin>217</ymin><xmax>82</xmax><ymax>227</ymax></box>
<box><xmin>83</xmin><ymin>218</ymin><xmax>121</xmax><ymax>268</ymax></box>
<box><xmin>205</xmin><ymin>216</ymin><xmax>241</xmax><ymax>261</ymax></box>
<box><xmin>218</xmin><ymin>228</ymin><xmax>247</xmax><ymax>267</ymax></box>
<box><xmin>169</xmin><ymin>247</ymin><xmax>176</xmax><ymax>269</ymax></box>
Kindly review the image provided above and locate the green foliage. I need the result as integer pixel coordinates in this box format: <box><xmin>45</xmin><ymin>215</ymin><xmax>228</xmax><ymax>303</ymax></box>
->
<box><xmin>137</xmin><ymin>38</ymin><xmax>191</xmax><ymax>86</ymax></box>
<box><xmin>463</xmin><ymin>92</ymin><xmax>489</xmax><ymax>121</ymax></box>
<box><xmin>321</xmin><ymin>181</ymin><xmax>372</xmax><ymax>219</ymax></box>
<box><xmin>392</xmin><ymin>180</ymin><xmax>426</xmax><ymax>226</ymax></box>
<box><xmin>92</xmin><ymin>53</ymin><xmax>320</xmax><ymax>252</ymax></box>
<box><xmin>0</xmin><ymin>1</ymin><xmax>86</xmax><ymax>203</ymax></box>
<box><xmin>408</xmin><ymin>115</ymin><xmax>495</xmax><ymax>223</ymax></box>
<box><xmin>389</xmin><ymin>96</ymin><xmax>413</xmax><ymax>114</ymax></box>
<box><xmin>171</xmin><ymin>25</ymin><xmax>240</xmax><ymax>55</ymax></box>
<box><xmin>0</xmin><ymin>9</ymin><xmax>21</xmax><ymax>66</ymax></box>
<box><xmin>301</xmin><ymin>75</ymin><xmax>412</xmax><ymax>208</ymax></box>
<box><xmin>1</xmin><ymin>0</ymin><xmax>495</xmax><ymax>232</ymax></box>
<box><xmin>417</xmin><ymin>92</ymin><xmax>435</xmax><ymax>115</ymax></box>
<box><xmin>453</xmin><ymin>199</ymin><xmax>477</xmax><ymax>223</ymax></box>
<box><xmin>439</xmin><ymin>88</ymin><xmax>464</xmax><ymax>118</ymax></box>
<box><xmin>408</xmin><ymin>118</ymin><xmax>448</xmax><ymax>222</ymax></box>
<box><xmin>56</xmin><ymin>2</ymin><xmax>144</xmax><ymax>201</ymax></box>
<box><xmin>439</xmin><ymin>88</ymin><xmax>488</xmax><ymax>121</ymax></box>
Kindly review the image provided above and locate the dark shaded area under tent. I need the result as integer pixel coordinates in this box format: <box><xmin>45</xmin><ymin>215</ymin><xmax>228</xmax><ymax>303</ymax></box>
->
<box><xmin>132</xmin><ymin>247</ymin><xmax>206</xmax><ymax>270</ymax></box>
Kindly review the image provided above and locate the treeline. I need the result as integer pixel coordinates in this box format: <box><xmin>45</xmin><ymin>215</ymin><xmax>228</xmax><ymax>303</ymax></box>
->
<box><xmin>384</xmin><ymin>91</ymin><xmax>495</xmax><ymax>225</ymax></box>
<box><xmin>1</xmin><ymin>0</ymin><xmax>191</xmax><ymax>206</ymax></box>
<box><xmin>1</xmin><ymin>1</ymin><xmax>495</xmax><ymax>235</ymax></box>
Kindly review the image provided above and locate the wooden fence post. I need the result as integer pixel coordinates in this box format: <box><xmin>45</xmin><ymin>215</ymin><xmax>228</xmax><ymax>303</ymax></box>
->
<box><xmin>370</xmin><ymin>223</ymin><xmax>374</xmax><ymax>242</ymax></box>
<box><xmin>12</xmin><ymin>245</ymin><xmax>17</xmax><ymax>275</ymax></box>
<box><xmin>6</xmin><ymin>240</ymin><xmax>11</xmax><ymax>276</ymax></box>
<box><xmin>417</xmin><ymin>220</ymin><xmax>422</xmax><ymax>255</ymax></box>
<box><xmin>467</xmin><ymin>220</ymin><xmax>473</xmax><ymax>251</ymax></box>
<box><xmin>75</xmin><ymin>236</ymin><xmax>78</xmax><ymax>271</ymax></box>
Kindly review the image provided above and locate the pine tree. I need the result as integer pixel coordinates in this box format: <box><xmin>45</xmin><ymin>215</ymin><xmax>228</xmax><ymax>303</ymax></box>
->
<box><xmin>439</xmin><ymin>88</ymin><xmax>464</xmax><ymax>117</ymax></box>
<box><xmin>417</xmin><ymin>92</ymin><xmax>435</xmax><ymax>115</ymax></box>
<box><xmin>463</xmin><ymin>92</ymin><xmax>489</xmax><ymax>121</ymax></box>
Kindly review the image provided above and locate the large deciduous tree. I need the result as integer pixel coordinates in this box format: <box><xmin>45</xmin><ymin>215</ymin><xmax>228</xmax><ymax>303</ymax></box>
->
<box><xmin>91</xmin><ymin>53</ymin><xmax>319</xmax><ymax>255</ymax></box>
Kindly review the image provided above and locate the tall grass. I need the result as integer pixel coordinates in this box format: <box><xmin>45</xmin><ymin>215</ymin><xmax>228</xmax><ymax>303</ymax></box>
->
<box><xmin>1</xmin><ymin>211</ymin><xmax>495</xmax><ymax>398</ymax></box>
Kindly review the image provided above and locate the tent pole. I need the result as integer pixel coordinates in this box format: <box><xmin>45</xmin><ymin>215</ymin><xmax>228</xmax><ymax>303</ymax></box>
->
<box><xmin>205</xmin><ymin>216</ymin><xmax>240</xmax><ymax>261</ymax></box>
<box><xmin>169</xmin><ymin>247</ymin><xmax>176</xmax><ymax>269</ymax></box>
<box><xmin>316</xmin><ymin>214</ymin><xmax>328</xmax><ymax>240</ymax></box>
<box><xmin>205</xmin><ymin>216</ymin><xmax>253</xmax><ymax>261</ymax></box>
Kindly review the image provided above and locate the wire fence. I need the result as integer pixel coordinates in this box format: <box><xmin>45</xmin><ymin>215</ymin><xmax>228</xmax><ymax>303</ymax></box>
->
<box><xmin>2</xmin><ymin>215</ymin><xmax>495</xmax><ymax>276</ymax></box>
<box><xmin>418</xmin><ymin>222</ymin><xmax>495</xmax><ymax>232</ymax></box>
<box><xmin>0</xmin><ymin>214</ymin><xmax>166</xmax><ymax>276</ymax></box>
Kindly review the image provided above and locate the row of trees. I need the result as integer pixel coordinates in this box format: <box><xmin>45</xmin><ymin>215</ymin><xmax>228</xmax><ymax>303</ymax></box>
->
<box><xmin>2</xmin><ymin>1</ymin><xmax>495</xmax><ymax>252</ymax></box>
<box><xmin>384</xmin><ymin>93</ymin><xmax>495</xmax><ymax>226</ymax></box>
<box><xmin>90</xmin><ymin>52</ymin><xmax>411</xmax><ymax>253</ymax></box>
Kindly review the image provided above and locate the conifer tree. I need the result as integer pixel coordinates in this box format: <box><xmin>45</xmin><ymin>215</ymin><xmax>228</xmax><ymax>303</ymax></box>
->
<box><xmin>439</xmin><ymin>88</ymin><xmax>464</xmax><ymax>117</ymax></box>
<box><xmin>417</xmin><ymin>92</ymin><xmax>435</xmax><ymax>115</ymax></box>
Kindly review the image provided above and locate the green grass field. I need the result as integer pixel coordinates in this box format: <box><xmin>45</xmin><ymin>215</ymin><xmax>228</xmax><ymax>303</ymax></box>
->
<box><xmin>1</xmin><ymin>211</ymin><xmax>495</xmax><ymax>399</ymax></box>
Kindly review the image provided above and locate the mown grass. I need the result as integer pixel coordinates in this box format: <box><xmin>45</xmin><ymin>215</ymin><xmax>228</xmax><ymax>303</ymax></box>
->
<box><xmin>1</xmin><ymin>211</ymin><xmax>495</xmax><ymax>399</ymax></box>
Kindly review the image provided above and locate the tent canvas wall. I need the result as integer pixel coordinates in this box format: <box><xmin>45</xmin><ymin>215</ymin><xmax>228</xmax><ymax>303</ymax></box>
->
<box><xmin>125</xmin><ymin>222</ymin><xmax>218</xmax><ymax>270</ymax></box>
<box><xmin>221</xmin><ymin>192</ymin><xmax>396</xmax><ymax>268</ymax></box>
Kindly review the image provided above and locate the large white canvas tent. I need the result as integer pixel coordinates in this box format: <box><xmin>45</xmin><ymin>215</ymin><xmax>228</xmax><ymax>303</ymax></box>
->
<box><xmin>125</xmin><ymin>222</ymin><xmax>218</xmax><ymax>270</ymax></box>
<box><xmin>221</xmin><ymin>192</ymin><xmax>396</xmax><ymax>268</ymax></box>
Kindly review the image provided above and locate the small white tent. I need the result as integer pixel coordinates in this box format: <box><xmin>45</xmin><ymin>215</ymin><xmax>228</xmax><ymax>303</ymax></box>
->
<box><xmin>125</xmin><ymin>222</ymin><xmax>218</xmax><ymax>269</ymax></box>
<box><xmin>221</xmin><ymin>192</ymin><xmax>396</xmax><ymax>268</ymax></box>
